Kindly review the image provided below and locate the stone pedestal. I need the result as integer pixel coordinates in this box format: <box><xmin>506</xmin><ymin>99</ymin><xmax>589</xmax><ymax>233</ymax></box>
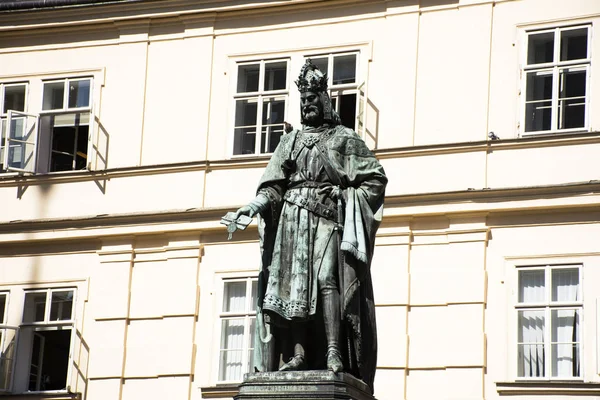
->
<box><xmin>235</xmin><ymin>371</ymin><xmax>375</xmax><ymax>400</ymax></box>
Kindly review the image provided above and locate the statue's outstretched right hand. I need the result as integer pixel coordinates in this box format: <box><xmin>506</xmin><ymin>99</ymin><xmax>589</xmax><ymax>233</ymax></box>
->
<box><xmin>232</xmin><ymin>205</ymin><xmax>255</xmax><ymax>220</ymax></box>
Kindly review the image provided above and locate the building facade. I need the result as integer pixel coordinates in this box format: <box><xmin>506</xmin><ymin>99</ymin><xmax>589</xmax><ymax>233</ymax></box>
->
<box><xmin>0</xmin><ymin>0</ymin><xmax>599</xmax><ymax>399</ymax></box>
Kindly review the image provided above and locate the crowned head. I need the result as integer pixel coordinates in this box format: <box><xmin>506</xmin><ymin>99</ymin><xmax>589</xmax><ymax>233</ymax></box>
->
<box><xmin>295</xmin><ymin>59</ymin><xmax>328</xmax><ymax>93</ymax></box>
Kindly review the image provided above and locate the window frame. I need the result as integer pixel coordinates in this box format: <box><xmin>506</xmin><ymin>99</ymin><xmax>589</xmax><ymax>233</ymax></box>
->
<box><xmin>18</xmin><ymin>287</ymin><xmax>77</xmax><ymax>394</ymax></box>
<box><xmin>38</xmin><ymin>76</ymin><xmax>94</xmax><ymax>173</ymax></box>
<box><xmin>214</xmin><ymin>276</ymin><xmax>257</xmax><ymax>384</ymax></box>
<box><xmin>520</xmin><ymin>24</ymin><xmax>592</xmax><ymax>136</ymax></box>
<box><xmin>514</xmin><ymin>263</ymin><xmax>583</xmax><ymax>380</ymax></box>
<box><xmin>231</xmin><ymin>59</ymin><xmax>290</xmax><ymax>157</ymax></box>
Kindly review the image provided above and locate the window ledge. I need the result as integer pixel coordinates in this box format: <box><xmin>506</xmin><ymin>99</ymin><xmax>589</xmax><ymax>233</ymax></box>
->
<box><xmin>0</xmin><ymin>392</ymin><xmax>80</xmax><ymax>399</ymax></box>
<box><xmin>496</xmin><ymin>381</ymin><xmax>600</xmax><ymax>395</ymax></box>
<box><xmin>200</xmin><ymin>384</ymin><xmax>239</xmax><ymax>399</ymax></box>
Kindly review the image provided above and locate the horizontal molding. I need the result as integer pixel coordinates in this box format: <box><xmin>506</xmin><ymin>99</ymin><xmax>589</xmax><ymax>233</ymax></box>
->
<box><xmin>0</xmin><ymin>131</ymin><xmax>597</xmax><ymax>190</ymax></box>
<box><xmin>200</xmin><ymin>385</ymin><xmax>239</xmax><ymax>399</ymax></box>
<box><xmin>496</xmin><ymin>381</ymin><xmax>600</xmax><ymax>395</ymax></box>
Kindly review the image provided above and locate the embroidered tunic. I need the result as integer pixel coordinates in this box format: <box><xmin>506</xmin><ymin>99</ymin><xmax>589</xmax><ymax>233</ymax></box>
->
<box><xmin>262</xmin><ymin>130</ymin><xmax>338</xmax><ymax>321</ymax></box>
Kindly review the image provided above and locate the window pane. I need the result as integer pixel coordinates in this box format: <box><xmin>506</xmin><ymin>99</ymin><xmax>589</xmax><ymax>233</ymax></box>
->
<box><xmin>517</xmin><ymin>310</ymin><xmax>545</xmax><ymax>378</ymax></box>
<box><xmin>526</xmin><ymin>72</ymin><xmax>552</xmax><ymax>101</ymax></box>
<box><xmin>68</xmin><ymin>79</ymin><xmax>91</xmax><ymax>108</ymax></box>
<box><xmin>518</xmin><ymin>343</ymin><xmax>545</xmax><ymax>377</ymax></box>
<box><xmin>260</xmin><ymin>126</ymin><xmax>283</xmax><ymax>154</ymax></box>
<box><xmin>560</xmin><ymin>69</ymin><xmax>586</xmax><ymax>99</ymax></box>
<box><xmin>49</xmin><ymin>290</ymin><xmax>74</xmax><ymax>321</ymax></box>
<box><xmin>559</xmin><ymin>99</ymin><xmax>585</xmax><ymax>130</ymax></box>
<box><xmin>3</xmin><ymin>85</ymin><xmax>26</xmax><ymax>113</ymax></box>
<box><xmin>250</xmin><ymin>281</ymin><xmax>257</xmax><ymax>308</ymax></box>
<box><xmin>237</xmin><ymin>64</ymin><xmax>260</xmax><ymax>93</ymax></box>
<box><xmin>551</xmin><ymin>309</ymin><xmax>579</xmax><ymax>342</ymax></box>
<box><xmin>518</xmin><ymin>270</ymin><xmax>545</xmax><ymax>303</ymax></box>
<box><xmin>551</xmin><ymin>268</ymin><xmax>579</xmax><ymax>302</ymax></box>
<box><xmin>311</xmin><ymin>57</ymin><xmax>328</xmax><ymax>75</ymax></box>
<box><xmin>333</xmin><ymin>54</ymin><xmax>356</xmax><ymax>85</ymax></box>
<box><xmin>248</xmin><ymin>317</ymin><xmax>256</xmax><ymax>373</ymax></box>
<box><xmin>219</xmin><ymin>350</ymin><xmax>243</xmax><ymax>381</ymax></box>
<box><xmin>6</xmin><ymin>118</ymin><xmax>34</xmax><ymax>171</ymax></box>
<box><xmin>42</xmin><ymin>82</ymin><xmax>64</xmax><ymax>110</ymax></box>
<box><xmin>525</xmin><ymin>101</ymin><xmax>552</xmax><ymax>132</ymax></box>
<box><xmin>561</xmin><ymin>28</ymin><xmax>588</xmax><ymax>61</ymax></box>
<box><xmin>0</xmin><ymin>294</ymin><xmax>5</xmax><ymax>323</ymax></box>
<box><xmin>262</xmin><ymin>97</ymin><xmax>285</xmax><ymax>125</ymax></box>
<box><xmin>527</xmin><ymin>32</ymin><xmax>554</xmax><ymax>64</ymax></box>
<box><xmin>264</xmin><ymin>62</ymin><xmax>287</xmax><ymax>91</ymax></box>
<box><xmin>223</xmin><ymin>282</ymin><xmax>247</xmax><ymax>313</ymax></box>
<box><xmin>23</xmin><ymin>292</ymin><xmax>46</xmax><ymax>323</ymax></box>
<box><xmin>235</xmin><ymin>99</ymin><xmax>258</xmax><ymax>127</ymax></box>
<box><xmin>233</xmin><ymin>127</ymin><xmax>256</xmax><ymax>156</ymax></box>
<box><xmin>338</xmin><ymin>93</ymin><xmax>357</xmax><ymax>130</ymax></box>
<box><xmin>220</xmin><ymin>318</ymin><xmax>245</xmax><ymax>349</ymax></box>
<box><xmin>552</xmin><ymin>344</ymin><xmax>580</xmax><ymax>377</ymax></box>
<box><xmin>0</xmin><ymin>356</ymin><xmax>13</xmax><ymax>391</ymax></box>
<box><xmin>518</xmin><ymin>310</ymin><xmax>545</xmax><ymax>342</ymax></box>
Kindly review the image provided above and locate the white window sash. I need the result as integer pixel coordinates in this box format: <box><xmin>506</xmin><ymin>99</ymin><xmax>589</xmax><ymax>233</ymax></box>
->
<box><xmin>521</xmin><ymin>25</ymin><xmax>591</xmax><ymax>135</ymax></box>
<box><xmin>516</xmin><ymin>264</ymin><xmax>583</xmax><ymax>379</ymax></box>
<box><xmin>4</xmin><ymin>110</ymin><xmax>39</xmax><ymax>174</ymax></box>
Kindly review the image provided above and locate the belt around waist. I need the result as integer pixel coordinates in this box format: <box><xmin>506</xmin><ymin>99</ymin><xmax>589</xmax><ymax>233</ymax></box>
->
<box><xmin>283</xmin><ymin>190</ymin><xmax>338</xmax><ymax>221</ymax></box>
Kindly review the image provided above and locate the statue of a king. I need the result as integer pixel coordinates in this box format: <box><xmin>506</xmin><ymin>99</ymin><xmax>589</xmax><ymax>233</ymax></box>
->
<box><xmin>232</xmin><ymin>59</ymin><xmax>387</xmax><ymax>393</ymax></box>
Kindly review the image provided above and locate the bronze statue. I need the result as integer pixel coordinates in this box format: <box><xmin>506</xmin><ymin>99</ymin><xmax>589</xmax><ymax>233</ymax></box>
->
<box><xmin>231</xmin><ymin>59</ymin><xmax>387</xmax><ymax>393</ymax></box>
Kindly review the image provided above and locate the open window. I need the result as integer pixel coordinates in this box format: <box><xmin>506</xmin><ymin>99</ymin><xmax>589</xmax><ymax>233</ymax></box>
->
<box><xmin>13</xmin><ymin>289</ymin><xmax>75</xmax><ymax>393</ymax></box>
<box><xmin>38</xmin><ymin>78</ymin><xmax>92</xmax><ymax>173</ymax></box>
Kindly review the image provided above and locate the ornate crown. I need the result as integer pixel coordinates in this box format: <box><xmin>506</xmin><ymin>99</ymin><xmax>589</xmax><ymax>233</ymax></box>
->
<box><xmin>295</xmin><ymin>59</ymin><xmax>328</xmax><ymax>93</ymax></box>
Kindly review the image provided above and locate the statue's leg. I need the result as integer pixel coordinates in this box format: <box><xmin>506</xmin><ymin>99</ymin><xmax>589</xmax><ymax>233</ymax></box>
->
<box><xmin>279</xmin><ymin>323</ymin><xmax>306</xmax><ymax>371</ymax></box>
<box><xmin>321</xmin><ymin>287</ymin><xmax>343</xmax><ymax>372</ymax></box>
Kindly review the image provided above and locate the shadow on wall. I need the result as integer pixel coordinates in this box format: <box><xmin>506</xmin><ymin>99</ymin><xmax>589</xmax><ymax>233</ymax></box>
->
<box><xmin>365</xmin><ymin>97</ymin><xmax>379</xmax><ymax>149</ymax></box>
<box><xmin>93</xmin><ymin>117</ymin><xmax>111</xmax><ymax>194</ymax></box>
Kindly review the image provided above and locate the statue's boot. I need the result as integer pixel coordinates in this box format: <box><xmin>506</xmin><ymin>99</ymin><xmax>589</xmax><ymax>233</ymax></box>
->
<box><xmin>279</xmin><ymin>326</ymin><xmax>306</xmax><ymax>371</ymax></box>
<box><xmin>322</xmin><ymin>288</ymin><xmax>343</xmax><ymax>373</ymax></box>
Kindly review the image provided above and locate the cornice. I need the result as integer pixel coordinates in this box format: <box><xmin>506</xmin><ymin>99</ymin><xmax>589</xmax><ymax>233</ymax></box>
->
<box><xmin>0</xmin><ymin>0</ymin><xmax>514</xmax><ymax>36</ymax></box>
<box><xmin>0</xmin><ymin>181</ymin><xmax>599</xmax><ymax>246</ymax></box>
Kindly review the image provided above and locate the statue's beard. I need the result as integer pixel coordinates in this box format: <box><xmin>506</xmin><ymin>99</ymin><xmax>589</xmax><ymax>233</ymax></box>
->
<box><xmin>302</xmin><ymin>106</ymin><xmax>322</xmax><ymax>126</ymax></box>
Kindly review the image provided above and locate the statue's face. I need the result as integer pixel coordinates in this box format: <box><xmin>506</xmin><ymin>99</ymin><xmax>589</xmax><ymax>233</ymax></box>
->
<box><xmin>300</xmin><ymin>91</ymin><xmax>323</xmax><ymax>127</ymax></box>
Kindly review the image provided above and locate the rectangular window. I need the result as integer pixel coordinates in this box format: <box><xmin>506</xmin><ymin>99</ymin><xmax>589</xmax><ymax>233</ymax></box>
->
<box><xmin>39</xmin><ymin>78</ymin><xmax>92</xmax><ymax>172</ymax></box>
<box><xmin>217</xmin><ymin>278</ymin><xmax>257</xmax><ymax>382</ymax></box>
<box><xmin>516</xmin><ymin>264</ymin><xmax>582</xmax><ymax>378</ymax></box>
<box><xmin>20</xmin><ymin>289</ymin><xmax>75</xmax><ymax>392</ymax></box>
<box><xmin>309</xmin><ymin>52</ymin><xmax>359</xmax><ymax>130</ymax></box>
<box><xmin>523</xmin><ymin>26</ymin><xmax>590</xmax><ymax>134</ymax></box>
<box><xmin>233</xmin><ymin>60</ymin><xmax>288</xmax><ymax>156</ymax></box>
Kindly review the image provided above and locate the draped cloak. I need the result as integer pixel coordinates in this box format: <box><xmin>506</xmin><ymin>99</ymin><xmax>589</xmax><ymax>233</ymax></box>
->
<box><xmin>252</xmin><ymin>124</ymin><xmax>387</xmax><ymax>393</ymax></box>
